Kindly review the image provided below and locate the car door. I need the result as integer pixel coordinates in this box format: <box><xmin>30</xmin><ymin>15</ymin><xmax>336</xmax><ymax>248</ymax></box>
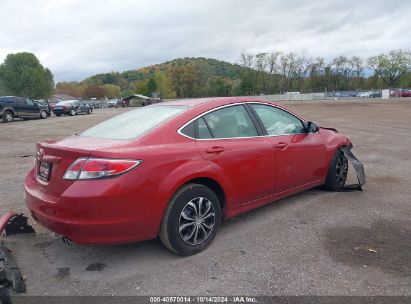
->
<box><xmin>77</xmin><ymin>101</ymin><xmax>85</xmax><ymax>113</ymax></box>
<box><xmin>194</xmin><ymin>104</ymin><xmax>275</xmax><ymax>206</ymax></box>
<box><xmin>14</xmin><ymin>97</ymin><xmax>32</xmax><ymax>118</ymax></box>
<box><xmin>72</xmin><ymin>101</ymin><xmax>81</xmax><ymax>113</ymax></box>
<box><xmin>249</xmin><ymin>103</ymin><xmax>327</xmax><ymax>193</ymax></box>
<box><xmin>25</xmin><ymin>98</ymin><xmax>40</xmax><ymax>117</ymax></box>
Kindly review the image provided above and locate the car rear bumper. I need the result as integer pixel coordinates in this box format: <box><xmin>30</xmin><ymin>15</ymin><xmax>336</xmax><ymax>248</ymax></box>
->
<box><xmin>24</xmin><ymin>169</ymin><xmax>159</xmax><ymax>245</ymax></box>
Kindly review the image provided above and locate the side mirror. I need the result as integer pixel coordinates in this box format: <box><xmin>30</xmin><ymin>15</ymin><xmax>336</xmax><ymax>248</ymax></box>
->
<box><xmin>307</xmin><ymin>121</ymin><xmax>319</xmax><ymax>133</ymax></box>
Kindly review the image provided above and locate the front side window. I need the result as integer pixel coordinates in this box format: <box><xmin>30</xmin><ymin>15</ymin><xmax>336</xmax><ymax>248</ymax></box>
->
<box><xmin>81</xmin><ymin>105</ymin><xmax>187</xmax><ymax>140</ymax></box>
<box><xmin>251</xmin><ymin>104</ymin><xmax>305</xmax><ymax>136</ymax></box>
<box><xmin>26</xmin><ymin>98</ymin><xmax>34</xmax><ymax>106</ymax></box>
<box><xmin>201</xmin><ymin>105</ymin><xmax>257</xmax><ymax>139</ymax></box>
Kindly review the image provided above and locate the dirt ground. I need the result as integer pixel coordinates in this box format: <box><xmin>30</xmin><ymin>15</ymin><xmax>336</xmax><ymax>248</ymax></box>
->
<box><xmin>0</xmin><ymin>99</ymin><xmax>410</xmax><ymax>296</ymax></box>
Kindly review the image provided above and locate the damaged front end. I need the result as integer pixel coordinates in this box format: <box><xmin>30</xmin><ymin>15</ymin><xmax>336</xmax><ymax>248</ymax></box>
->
<box><xmin>0</xmin><ymin>212</ymin><xmax>35</xmax><ymax>303</ymax></box>
<box><xmin>340</xmin><ymin>146</ymin><xmax>366</xmax><ymax>191</ymax></box>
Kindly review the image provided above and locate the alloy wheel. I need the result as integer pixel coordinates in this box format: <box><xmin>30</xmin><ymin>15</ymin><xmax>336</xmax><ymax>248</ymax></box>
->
<box><xmin>6</xmin><ymin>113</ymin><xmax>13</xmax><ymax>122</ymax></box>
<box><xmin>178</xmin><ymin>197</ymin><xmax>215</xmax><ymax>246</ymax></box>
<box><xmin>335</xmin><ymin>154</ymin><xmax>348</xmax><ymax>186</ymax></box>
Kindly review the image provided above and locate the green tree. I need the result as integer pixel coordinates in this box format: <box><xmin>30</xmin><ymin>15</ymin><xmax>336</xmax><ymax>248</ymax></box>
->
<box><xmin>147</xmin><ymin>78</ymin><xmax>157</xmax><ymax>96</ymax></box>
<box><xmin>102</xmin><ymin>84</ymin><xmax>121</xmax><ymax>99</ymax></box>
<box><xmin>55</xmin><ymin>81</ymin><xmax>84</xmax><ymax>98</ymax></box>
<box><xmin>83</xmin><ymin>84</ymin><xmax>105</xmax><ymax>99</ymax></box>
<box><xmin>153</xmin><ymin>71</ymin><xmax>176</xmax><ymax>99</ymax></box>
<box><xmin>207</xmin><ymin>77</ymin><xmax>232</xmax><ymax>96</ymax></box>
<box><xmin>0</xmin><ymin>78</ymin><xmax>9</xmax><ymax>95</ymax></box>
<box><xmin>0</xmin><ymin>52</ymin><xmax>54</xmax><ymax>98</ymax></box>
<box><xmin>368</xmin><ymin>50</ymin><xmax>411</xmax><ymax>87</ymax></box>
<box><xmin>130</xmin><ymin>79</ymin><xmax>149</xmax><ymax>96</ymax></box>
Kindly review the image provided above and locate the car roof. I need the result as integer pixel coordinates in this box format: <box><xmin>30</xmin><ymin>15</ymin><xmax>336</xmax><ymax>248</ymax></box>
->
<box><xmin>150</xmin><ymin>97</ymin><xmax>304</xmax><ymax>127</ymax></box>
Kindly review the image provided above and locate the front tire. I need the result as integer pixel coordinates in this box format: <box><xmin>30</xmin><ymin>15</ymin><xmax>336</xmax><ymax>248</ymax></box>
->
<box><xmin>323</xmin><ymin>148</ymin><xmax>348</xmax><ymax>191</ymax></box>
<box><xmin>160</xmin><ymin>183</ymin><xmax>222</xmax><ymax>256</ymax></box>
<box><xmin>70</xmin><ymin>109</ymin><xmax>76</xmax><ymax>116</ymax></box>
<box><xmin>40</xmin><ymin>110</ymin><xmax>48</xmax><ymax>119</ymax></box>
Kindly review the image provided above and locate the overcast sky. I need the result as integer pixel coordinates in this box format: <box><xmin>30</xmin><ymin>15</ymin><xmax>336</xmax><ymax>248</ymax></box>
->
<box><xmin>1</xmin><ymin>0</ymin><xmax>410</xmax><ymax>82</ymax></box>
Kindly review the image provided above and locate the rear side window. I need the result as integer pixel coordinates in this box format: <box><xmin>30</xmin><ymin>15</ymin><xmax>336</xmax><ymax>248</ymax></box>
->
<box><xmin>251</xmin><ymin>104</ymin><xmax>305</xmax><ymax>135</ymax></box>
<box><xmin>180</xmin><ymin>122</ymin><xmax>195</xmax><ymax>138</ymax></box>
<box><xmin>202</xmin><ymin>105</ymin><xmax>257</xmax><ymax>139</ymax></box>
<box><xmin>198</xmin><ymin>118</ymin><xmax>213</xmax><ymax>139</ymax></box>
<box><xmin>0</xmin><ymin>97</ymin><xmax>13</xmax><ymax>103</ymax></box>
<box><xmin>81</xmin><ymin>106</ymin><xmax>187</xmax><ymax>140</ymax></box>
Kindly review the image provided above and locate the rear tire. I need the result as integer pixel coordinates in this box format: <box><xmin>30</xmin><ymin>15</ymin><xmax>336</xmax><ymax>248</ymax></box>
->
<box><xmin>2</xmin><ymin>111</ymin><xmax>13</xmax><ymax>123</ymax></box>
<box><xmin>323</xmin><ymin>148</ymin><xmax>348</xmax><ymax>191</ymax></box>
<box><xmin>55</xmin><ymin>113</ymin><xmax>61</xmax><ymax>117</ymax></box>
<box><xmin>160</xmin><ymin>183</ymin><xmax>221</xmax><ymax>256</ymax></box>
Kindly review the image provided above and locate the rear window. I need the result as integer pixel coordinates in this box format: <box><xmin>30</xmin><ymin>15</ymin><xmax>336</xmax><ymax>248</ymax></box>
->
<box><xmin>80</xmin><ymin>106</ymin><xmax>188</xmax><ymax>140</ymax></box>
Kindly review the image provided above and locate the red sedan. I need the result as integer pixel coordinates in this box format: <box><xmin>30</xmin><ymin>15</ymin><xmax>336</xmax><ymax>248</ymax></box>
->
<box><xmin>391</xmin><ymin>89</ymin><xmax>411</xmax><ymax>97</ymax></box>
<box><xmin>25</xmin><ymin>97</ymin><xmax>362</xmax><ymax>255</ymax></box>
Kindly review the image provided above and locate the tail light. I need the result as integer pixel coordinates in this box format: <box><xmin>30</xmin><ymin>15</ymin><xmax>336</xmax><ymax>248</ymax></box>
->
<box><xmin>63</xmin><ymin>158</ymin><xmax>141</xmax><ymax>180</ymax></box>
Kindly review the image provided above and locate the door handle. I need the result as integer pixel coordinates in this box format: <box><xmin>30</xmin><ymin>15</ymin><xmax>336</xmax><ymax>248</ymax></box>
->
<box><xmin>274</xmin><ymin>142</ymin><xmax>288</xmax><ymax>150</ymax></box>
<box><xmin>205</xmin><ymin>146</ymin><xmax>225</xmax><ymax>154</ymax></box>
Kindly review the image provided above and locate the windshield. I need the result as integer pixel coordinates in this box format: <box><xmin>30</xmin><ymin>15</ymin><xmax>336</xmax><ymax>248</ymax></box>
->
<box><xmin>80</xmin><ymin>105</ymin><xmax>188</xmax><ymax>140</ymax></box>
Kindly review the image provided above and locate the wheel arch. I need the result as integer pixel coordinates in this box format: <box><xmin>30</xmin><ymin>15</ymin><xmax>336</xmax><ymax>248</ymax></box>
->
<box><xmin>2</xmin><ymin>108</ymin><xmax>15</xmax><ymax>116</ymax></box>
<box><xmin>180</xmin><ymin>177</ymin><xmax>226</xmax><ymax>213</ymax></box>
<box><xmin>324</xmin><ymin>135</ymin><xmax>352</xmax><ymax>163</ymax></box>
<box><xmin>156</xmin><ymin>162</ymin><xmax>232</xmax><ymax>227</ymax></box>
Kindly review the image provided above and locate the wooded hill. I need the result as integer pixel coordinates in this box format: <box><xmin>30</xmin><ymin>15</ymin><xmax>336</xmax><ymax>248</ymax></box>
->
<box><xmin>56</xmin><ymin>57</ymin><xmax>244</xmax><ymax>99</ymax></box>
<box><xmin>55</xmin><ymin>50</ymin><xmax>411</xmax><ymax>99</ymax></box>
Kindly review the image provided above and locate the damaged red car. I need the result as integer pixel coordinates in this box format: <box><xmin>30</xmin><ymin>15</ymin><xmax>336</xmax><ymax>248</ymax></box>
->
<box><xmin>25</xmin><ymin>97</ymin><xmax>364</xmax><ymax>255</ymax></box>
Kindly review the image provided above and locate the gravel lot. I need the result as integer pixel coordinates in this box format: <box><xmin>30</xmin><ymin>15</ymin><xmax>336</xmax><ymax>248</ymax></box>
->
<box><xmin>1</xmin><ymin>99</ymin><xmax>410</xmax><ymax>296</ymax></box>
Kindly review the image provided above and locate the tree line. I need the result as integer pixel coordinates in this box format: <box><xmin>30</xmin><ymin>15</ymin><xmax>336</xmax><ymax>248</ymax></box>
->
<box><xmin>236</xmin><ymin>49</ymin><xmax>411</xmax><ymax>95</ymax></box>
<box><xmin>1</xmin><ymin>50</ymin><xmax>410</xmax><ymax>100</ymax></box>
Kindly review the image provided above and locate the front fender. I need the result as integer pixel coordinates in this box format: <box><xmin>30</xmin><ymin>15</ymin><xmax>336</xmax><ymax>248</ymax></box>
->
<box><xmin>320</xmin><ymin>129</ymin><xmax>352</xmax><ymax>161</ymax></box>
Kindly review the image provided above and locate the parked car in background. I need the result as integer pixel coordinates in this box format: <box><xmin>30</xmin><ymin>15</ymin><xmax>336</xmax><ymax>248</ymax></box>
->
<box><xmin>88</xmin><ymin>99</ymin><xmax>104</xmax><ymax>109</ymax></box>
<box><xmin>52</xmin><ymin>100</ymin><xmax>93</xmax><ymax>116</ymax></box>
<box><xmin>34</xmin><ymin>99</ymin><xmax>51</xmax><ymax>117</ymax></box>
<box><xmin>370</xmin><ymin>91</ymin><xmax>382</xmax><ymax>98</ymax></box>
<box><xmin>357</xmin><ymin>91</ymin><xmax>372</xmax><ymax>98</ymax></box>
<box><xmin>25</xmin><ymin>97</ymin><xmax>364</xmax><ymax>255</ymax></box>
<box><xmin>107</xmin><ymin>99</ymin><xmax>120</xmax><ymax>108</ymax></box>
<box><xmin>0</xmin><ymin>96</ymin><xmax>50</xmax><ymax>123</ymax></box>
<box><xmin>334</xmin><ymin>92</ymin><xmax>351</xmax><ymax>98</ymax></box>
<box><xmin>390</xmin><ymin>89</ymin><xmax>411</xmax><ymax>97</ymax></box>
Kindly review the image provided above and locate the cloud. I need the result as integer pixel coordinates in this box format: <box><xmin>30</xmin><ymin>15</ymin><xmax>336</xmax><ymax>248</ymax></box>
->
<box><xmin>1</xmin><ymin>0</ymin><xmax>410</xmax><ymax>82</ymax></box>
